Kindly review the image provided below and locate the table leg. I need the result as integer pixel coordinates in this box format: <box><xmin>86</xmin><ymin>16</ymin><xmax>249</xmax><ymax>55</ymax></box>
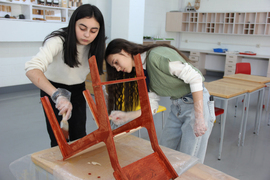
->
<box><xmin>162</xmin><ymin>111</ymin><xmax>165</xmax><ymax>129</ymax></box>
<box><xmin>218</xmin><ymin>99</ymin><xmax>228</xmax><ymax>160</ymax></box>
<box><xmin>266</xmin><ymin>84</ymin><xmax>270</xmax><ymax>126</ymax></box>
<box><xmin>241</xmin><ymin>93</ymin><xmax>251</xmax><ymax>146</ymax></box>
<box><xmin>265</xmin><ymin>83</ymin><xmax>270</xmax><ymax>110</ymax></box>
<box><xmin>253</xmin><ymin>90</ymin><xmax>261</xmax><ymax>134</ymax></box>
<box><xmin>238</xmin><ymin>93</ymin><xmax>247</xmax><ymax>146</ymax></box>
<box><xmin>254</xmin><ymin>88</ymin><xmax>265</xmax><ymax>135</ymax></box>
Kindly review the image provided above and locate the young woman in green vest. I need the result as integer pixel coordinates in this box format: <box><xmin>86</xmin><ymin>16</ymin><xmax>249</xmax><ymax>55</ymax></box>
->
<box><xmin>105</xmin><ymin>38</ymin><xmax>215</xmax><ymax>163</ymax></box>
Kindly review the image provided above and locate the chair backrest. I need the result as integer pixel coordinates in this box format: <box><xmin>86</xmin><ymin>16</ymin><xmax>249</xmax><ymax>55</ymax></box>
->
<box><xmin>235</xmin><ymin>62</ymin><xmax>251</xmax><ymax>75</ymax></box>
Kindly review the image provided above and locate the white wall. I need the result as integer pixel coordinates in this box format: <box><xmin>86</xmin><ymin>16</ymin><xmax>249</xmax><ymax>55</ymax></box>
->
<box><xmin>0</xmin><ymin>42</ymin><xmax>42</xmax><ymax>87</ymax></box>
<box><xmin>110</xmin><ymin>0</ymin><xmax>145</xmax><ymax>44</ymax></box>
<box><xmin>144</xmin><ymin>0</ymin><xmax>179</xmax><ymax>47</ymax></box>
<box><xmin>128</xmin><ymin>0</ymin><xmax>145</xmax><ymax>44</ymax></box>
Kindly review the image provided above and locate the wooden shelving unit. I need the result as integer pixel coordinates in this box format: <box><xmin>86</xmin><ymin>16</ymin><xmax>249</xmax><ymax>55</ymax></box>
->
<box><xmin>0</xmin><ymin>0</ymin><xmax>75</xmax><ymax>23</ymax></box>
<box><xmin>166</xmin><ymin>11</ymin><xmax>270</xmax><ymax>36</ymax></box>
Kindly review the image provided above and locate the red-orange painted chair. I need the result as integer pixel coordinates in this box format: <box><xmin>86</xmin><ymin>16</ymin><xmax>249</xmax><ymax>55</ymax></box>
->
<box><xmin>40</xmin><ymin>54</ymin><xmax>178</xmax><ymax>180</ymax></box>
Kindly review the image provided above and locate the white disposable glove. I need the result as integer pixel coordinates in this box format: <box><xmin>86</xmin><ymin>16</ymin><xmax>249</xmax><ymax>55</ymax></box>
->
<box><xmin>191</xmin><ymin>100</ymin><xmax>207</xmax><ymax>137</ymax></box>
<box><xmin>51</xmin><ymin>88</ymin><xmax>72</xmax><ymax>121</ymax></box>
<box><xmin>109</xmin><ymin>110</ymin><xmax>141</xmax><ymax>126</ymax></box>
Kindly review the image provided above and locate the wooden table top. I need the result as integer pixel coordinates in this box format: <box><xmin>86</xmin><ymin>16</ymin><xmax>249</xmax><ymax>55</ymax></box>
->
<box><xmin>209</xmin><ymin>79</ymin><xmax>265</xmax><ymax>93</ymax></box>
<box><xmin>224</xmin><ymin>74</ymin><xmax>270</xmax><ymax>84</ymax></box>
<box><xmin>204</xmin><ymin>82</ymin><xmax>247</xmax><ymax>98</ymax></box>
<box><xmin>31</xmin><ymin>134</ymin><xmax>237</xmax><ymax>180</ymax></box>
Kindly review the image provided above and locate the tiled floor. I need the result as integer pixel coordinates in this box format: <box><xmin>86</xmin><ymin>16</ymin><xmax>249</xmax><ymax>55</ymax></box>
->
<box><xmin>1</xmin><ymin>75</ymin><xmax>270</xmax><ymax>180</ymax></box>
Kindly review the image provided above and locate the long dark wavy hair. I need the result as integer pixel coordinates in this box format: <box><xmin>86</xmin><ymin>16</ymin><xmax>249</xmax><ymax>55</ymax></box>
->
<box><xmin>105</xmin><ymin>38</ymin><xmax>190</xmax><ymax>113</ymax></box>
<box><xmin>43</xmin><ymin>4</ymin><xmax>106</xmax><ymax>74</ymax></box>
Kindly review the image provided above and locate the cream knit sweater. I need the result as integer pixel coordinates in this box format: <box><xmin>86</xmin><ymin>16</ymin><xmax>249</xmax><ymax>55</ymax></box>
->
<box><xmin>25</xmin><ymin>36</ymin><xmax>90</xmax><ymax>85</ymax></box>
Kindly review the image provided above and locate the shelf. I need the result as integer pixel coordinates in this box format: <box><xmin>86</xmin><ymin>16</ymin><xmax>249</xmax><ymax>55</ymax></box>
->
<box><xmin>207</xmin><ymin>13</ymin><xmax>215</xmax><ymax>22</ymax></box>
<box><xmin>198</xmin><ymin>13</ymin><xmax>206</xmax><ymax>23</ymax></box>
<box><xmin>266</xmin><ymin>24</ymin><xmax>270</xmax><ymax>35</ymax></box>
<box><xmin>216</xmin><ymin>13</ymin><xmax>224</xmax><ymax>23</ymax></box>
<box><xmin>234</xmin><ymin>24</ymin><xmax>244</xmax><ymax>34</ymax></box>
<box><xmin>0</xmin><ymin>0</ymin><xmax>76</xmax><ymax>42</ymax></box>
<box><xmin>166</xmin><ymin>11</ymin><xmax>270</xmax><ymax>36</ymax></box>
<box><xmin>215</xmin><ymin>24</ymin><xmax>224</xmax><ymax>33</ymax></box>
<box><xmin>245</xmin><ymin>12</ymin><xmax>256</xmax><ymax>23</ymax></box>
<box><xmin>0</xmin><ymin>0</ymin><xmax>76</xmax><ymax>23</ymax></box>
<box><xmin>235</xmin><ymin>13</ymin><xmax>245</xmax><ymax>23</ymax></box>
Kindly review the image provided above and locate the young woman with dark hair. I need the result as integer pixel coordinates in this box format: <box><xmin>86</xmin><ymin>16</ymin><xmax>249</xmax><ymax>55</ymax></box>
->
<box><xmin>25</xmin><ymin>4</ymin><xmax>106</xmax><ymax>147</ymax></box>
<box><xmin>105</xmin><ymin>38</ymin><xmax>215</xmax><ymax>163</ymax></box>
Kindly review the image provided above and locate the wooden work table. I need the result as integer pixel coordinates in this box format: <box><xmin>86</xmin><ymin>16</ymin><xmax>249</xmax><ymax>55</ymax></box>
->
<box><xmin>208</xmin><ymin>78</ymin><xmax>265</xmax><ymax>93</ymax></box>
<box><xmin>28</xmin><ymin>135</ymin><xmax>238</xmax><ymax>180</ymax></box>
<box><xmin>204</xmin><ymin>76</ymin><xmax>266</xmax><ymax>159</ymax></box>
<box><xmin>224</xmin><ymin>73</ymin><xmax>270</xmax><ymax>84</ymax></box>
<box><xmin>223</xmin><ymin>73</ymin><xmax>270</xmax><ymax>144</ymax></box>
<box><xmin>204</xmin><ymin>81</ymin><xmax>248</xmax><ymax>98</ymax></box>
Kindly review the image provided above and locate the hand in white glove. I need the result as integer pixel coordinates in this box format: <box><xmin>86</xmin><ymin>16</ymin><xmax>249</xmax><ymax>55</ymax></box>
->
<box><xmin>51</xmin><ymin>88</ymin><xmax>72</xmax><ymax>121</ymax></box>
<box><xmin>55</xmin><ymin>96</ymin><xmax>72</xmax><ymax>121</ymax></box>
<box><xmin>192</xmin><ymin>100</ymin><xmax>207</xmax><ymax>137</ymax></box>
<box><xmin>109</xmin><ymin>110</ymin><xmax>130</xmax><ymax>125</ymax></box>
<box><xmin>109</xmin><ymin>110</ymin><xmax>142</xmax><ymax>126</ymax></box>
<box><xmin>193</xmin><ymin>117</ymin><xmax>207</xmax><ymax>137</ymax></box>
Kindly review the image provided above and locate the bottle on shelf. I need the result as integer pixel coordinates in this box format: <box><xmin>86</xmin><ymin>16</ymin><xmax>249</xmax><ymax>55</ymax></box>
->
<box><xmin>53</xmin><ymin>0</ymin><xmax>59</xmax><ymax>7</ymax></box>
<box><xmin>46</xmin><ymin>0</ymin><xmax>52</xmax><ymax>6</ymax></box>
<box><xmin>38</xmin><ymin>0</ymin><xmax>45</xmax><ymax>5</ymax></box>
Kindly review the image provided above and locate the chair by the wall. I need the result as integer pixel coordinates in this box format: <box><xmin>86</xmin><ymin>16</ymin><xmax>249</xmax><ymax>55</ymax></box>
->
<box><xmin>215</xmin><ymin>107</ymin><xmax>224</xmax><ymax>116</ymax></box>
<box><xmin>215</xmin><ymin>107</ymin><xmax>224</xmax><ymax>124</ymax></box>
<box><xmin>234</xmin><ymin>62</ymin><xmax>251</xmax><ymax>116</ymax></box>
<box><xmin>235</xmin><ymin>62</ymin><xmax>251</xmax><ymax>75</ymax></box>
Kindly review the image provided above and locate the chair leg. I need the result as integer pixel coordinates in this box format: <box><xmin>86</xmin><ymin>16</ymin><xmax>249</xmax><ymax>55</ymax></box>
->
<box><xmin>265</xmin><ymin>85</ymin><xmax>270</xmax><ymax>126</ymax></box>
<box><xmin>235</xmin><ymin>98</ymin><xmax>238</xmax><ymax>117</ymax></box>
<box><xmin>162</xmin><ymin>111</ymin><xmax>165</xmax><ymax>129</ymax></box>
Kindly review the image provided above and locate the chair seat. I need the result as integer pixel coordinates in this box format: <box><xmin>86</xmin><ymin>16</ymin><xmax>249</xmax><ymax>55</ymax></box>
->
<box><xmin>157</xmin><ymin>105</ymin><xmax>166</xmax><ymax>113</ymax></box>
<box><xmin>215</xmin><ymin>107</ymin><xmax>224</xmax><ymax>116</ymax></box>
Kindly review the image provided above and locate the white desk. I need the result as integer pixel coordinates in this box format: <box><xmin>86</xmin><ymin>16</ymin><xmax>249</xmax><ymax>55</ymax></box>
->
<box><xmin>180</xmin><ymin>48</ymin><xmax>270</xmax><ymax>77</ymax></box>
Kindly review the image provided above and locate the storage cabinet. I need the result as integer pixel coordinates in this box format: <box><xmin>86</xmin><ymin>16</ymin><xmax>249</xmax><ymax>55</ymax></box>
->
<box><xmin>166</xmin><ymin>11</ymin><xmax>270</xmax><ymax>36</ymax></box>
<box><xmin>165</xmin><ymin>11</ymin><xmax>182</xmax><ymax>32</ymax></box>
<box><xmin>224</xmin><ymin>55</ymin><xmax>242</xmax><ymax>76</ymax></box>
<box><xmin>189</xmin><ymin>52</ymin><xmax>200</xmax><ymax>68</ymax></box>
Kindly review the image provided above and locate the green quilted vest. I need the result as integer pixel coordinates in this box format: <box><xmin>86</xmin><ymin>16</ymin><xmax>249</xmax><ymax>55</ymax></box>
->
<box><xmin>146</xmin><ymin>47</ymin><xmax>204</xmax><ymax>99</ymax></box>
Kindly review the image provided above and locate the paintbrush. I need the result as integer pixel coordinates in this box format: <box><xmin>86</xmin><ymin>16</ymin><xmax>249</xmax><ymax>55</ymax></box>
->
<box><xmin>60</xmin><ymin>113</ymin><xmax>69</xmax><ymax>140</ymax></box>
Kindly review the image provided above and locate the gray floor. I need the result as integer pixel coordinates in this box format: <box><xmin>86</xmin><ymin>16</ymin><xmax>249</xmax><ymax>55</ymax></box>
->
<box><xmin>1</xmin><ymin>75</ymin><xmax>270</xmax><ymax>180</ymax></box>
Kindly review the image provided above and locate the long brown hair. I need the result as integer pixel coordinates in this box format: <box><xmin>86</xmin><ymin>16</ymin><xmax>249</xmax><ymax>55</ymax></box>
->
<box><xmin>44</xmin><ymin>4</ymin><xmax>106</xmax><ymax>74</ymax></box>
<box><xmin>105</xmin><ymin>38</ymin><xmax>190</xmax><ymax>113</ymax></box>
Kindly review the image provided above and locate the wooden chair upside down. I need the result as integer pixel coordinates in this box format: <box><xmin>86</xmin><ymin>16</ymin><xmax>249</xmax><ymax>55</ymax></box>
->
<box><xmin>40</xmin><ymin>54</ymin><xmax>178</xmax><ymax>180</ymax></box>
